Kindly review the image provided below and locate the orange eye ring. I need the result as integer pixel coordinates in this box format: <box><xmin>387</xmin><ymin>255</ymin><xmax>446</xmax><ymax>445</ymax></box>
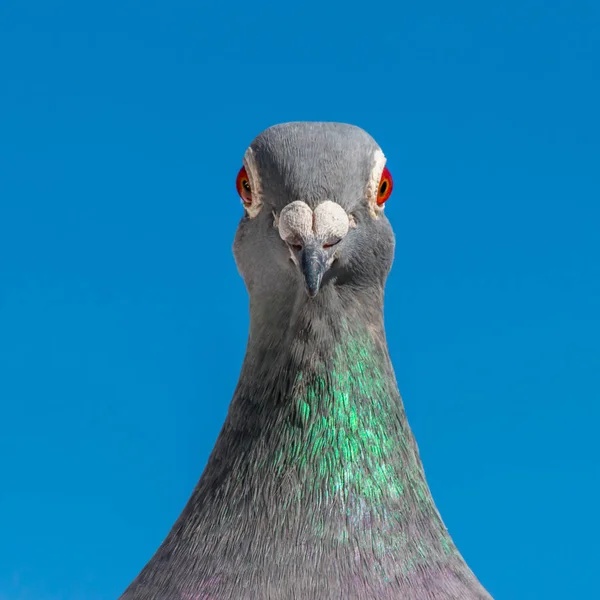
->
<box><xmin>236</xmin><ymin>166</ymin><xmax>252</xmax><ymax>206</ymax></box>
<box><xmin>377</xmin><ymin>166</ymin><xmax>393</xmax><ymax>205</ymax></box>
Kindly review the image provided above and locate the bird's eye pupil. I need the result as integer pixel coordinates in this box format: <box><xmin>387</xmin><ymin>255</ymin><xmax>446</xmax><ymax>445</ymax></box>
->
<box><xmin>376</xmin><ymin>167</ymin><xmax>393</xmax><ymax>206</ymax></box>
<box><xmin>236</xmin><ymin>167</ymin><xmax>255</xmax><ymax>208</ymax></box>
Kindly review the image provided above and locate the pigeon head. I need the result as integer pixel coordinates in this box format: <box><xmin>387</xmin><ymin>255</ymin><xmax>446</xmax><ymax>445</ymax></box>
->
<box><xmin>233</xmin><ymin>122</ymin><xmax>396</xmax><ymax>302</ymax></box>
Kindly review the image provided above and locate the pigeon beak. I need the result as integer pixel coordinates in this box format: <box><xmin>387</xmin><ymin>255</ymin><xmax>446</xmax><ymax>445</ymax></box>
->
<box><xmin>300</xmin><ymin>243</ymin><xmax>329</xmax><ymax>298</ymax></box>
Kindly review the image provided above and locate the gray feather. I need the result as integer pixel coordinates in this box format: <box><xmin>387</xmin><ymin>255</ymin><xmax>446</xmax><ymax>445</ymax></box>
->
<box><xmin>119</xmin><ymin>122</ymin><xmax>493</xmax><ymax>600</ymax></box>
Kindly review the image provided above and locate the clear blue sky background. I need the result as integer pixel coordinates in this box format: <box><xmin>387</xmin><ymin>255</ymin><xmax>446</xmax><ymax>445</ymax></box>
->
<box><xmin>1</xmin><ymin>1</ymin><xmax>598</xmax><ymax>599</ymax></box>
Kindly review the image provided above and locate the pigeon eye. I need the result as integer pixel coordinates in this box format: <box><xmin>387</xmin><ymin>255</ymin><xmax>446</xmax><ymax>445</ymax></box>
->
<box><xmin>377</xmin><ymin>166</ymin><xmax>393</xmax><ymax>205</ymax></box>
<box><xmin>236</xmin><ymin>167</ymin><xmax>253</xmax><ymax>206</ymax></box>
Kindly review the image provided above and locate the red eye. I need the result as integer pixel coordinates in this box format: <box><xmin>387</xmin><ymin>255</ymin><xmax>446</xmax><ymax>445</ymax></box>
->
<box><xmin>377</xmin><ymin>166</ymin><xmax>393</xmax><ymax>205</ymax></box>
<box><xmin>236</xmin><ymin>166</ymin><xmax>252</xmax><ymax>206</ymax></box>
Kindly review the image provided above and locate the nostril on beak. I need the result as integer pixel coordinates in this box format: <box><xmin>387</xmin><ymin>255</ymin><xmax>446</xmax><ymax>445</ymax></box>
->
<box><xmin>291</xmin><ymin>243</ymin><xmax>303</xmax><ymax>251</ymax></box>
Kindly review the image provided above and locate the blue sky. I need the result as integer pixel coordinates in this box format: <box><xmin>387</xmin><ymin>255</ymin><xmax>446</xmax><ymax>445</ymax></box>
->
<box><xmin>0</xmin><ymin>1</ymin><xmax>599</xmax><ymax>598</ymax></box>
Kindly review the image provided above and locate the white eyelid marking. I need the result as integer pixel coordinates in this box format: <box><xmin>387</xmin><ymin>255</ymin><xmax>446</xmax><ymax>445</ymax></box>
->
<box><xmin>366</xmin><ymin>148</ymin><xmax>387</xmax><ymax>219</ymax></box>
<box><xmin>241</xmin><ymin>147</ymin><xmax>263</xmax><ymax>218</ymax></box>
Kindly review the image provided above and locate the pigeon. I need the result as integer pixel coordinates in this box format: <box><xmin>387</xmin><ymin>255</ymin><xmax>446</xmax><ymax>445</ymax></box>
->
<box><xmin>119</xmin><ymin>122</ymin><xmax>493</xmax><ymax>599</ymax></box>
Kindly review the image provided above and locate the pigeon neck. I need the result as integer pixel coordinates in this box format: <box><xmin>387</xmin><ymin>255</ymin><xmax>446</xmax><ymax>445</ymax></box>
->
<box><xmin>177</xmin><ymin>287</ymin><xmax>482</xmax><ymax>594</ymax></box>
<box><xmin>217</xmin><ymin>288</ymin><xmax>455</xmax><ymax>555</ymax></box>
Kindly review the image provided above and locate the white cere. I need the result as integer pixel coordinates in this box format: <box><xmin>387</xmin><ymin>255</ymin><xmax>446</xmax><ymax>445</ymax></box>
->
<box><xmin>313</xmin><ymin>200</ymin><xmax>350</xmax><ymax>243</ymax></box>
<box><xmin>277</xmin><ymin>201</ymin><xmax>314</xmax><ymax>244</ymax></box>
<box><xmin>278</xmin><ymin>200</ymin><xmax>351</xmax><ymax>246</ymax></box>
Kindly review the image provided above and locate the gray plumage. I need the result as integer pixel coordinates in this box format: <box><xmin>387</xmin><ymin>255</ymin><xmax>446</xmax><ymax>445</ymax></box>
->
<box><xmin>119</xmin><ymin>122</ymin><xmax>493</xmax><ymax>599</ymax></box>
